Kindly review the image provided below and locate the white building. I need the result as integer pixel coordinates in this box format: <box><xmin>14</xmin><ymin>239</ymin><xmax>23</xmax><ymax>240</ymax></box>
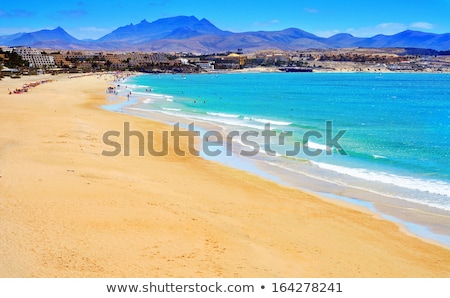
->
<box><xmin>14</xmin><ymin>47</ymin><xmax>55</xmax><ymax>68</ymax></box>
<box><xmin>0</xmin><ymin>46</ymin><xmax>14</xmax><ymax>53</ymax></box>
<box><xmin>196</xmin><ymin>61</ymin><xmax>215</xmax><ymax>70</ymax></box>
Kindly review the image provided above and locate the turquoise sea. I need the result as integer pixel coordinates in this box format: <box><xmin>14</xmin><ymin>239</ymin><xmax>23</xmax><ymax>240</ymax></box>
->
<box><xmin>112</xmin><ymin>72</ymin><xmax>450</xmax><ymax>244</ymax></box>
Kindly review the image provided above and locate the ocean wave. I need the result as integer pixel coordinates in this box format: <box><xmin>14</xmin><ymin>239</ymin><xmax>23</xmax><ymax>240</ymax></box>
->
<box><xmin>311</xmin><ymin>161</ymin><xmax>450</xmax><ymax>198</ymax></box>
<box><xmin>207</xmin><ymin>112</ymin><xmax>241</xmax><ymax>118</ymax></box>
<box><xmin>234</xmin><ymin>138</ymin><xmax>259</xmax><ymax>150</ymax></box>
<box><xmin>252</xmin><ymin>118</ymin><xmax>293</xmax><ymax>126</ymax></box>
<box><xmin>263</xmin><ymin>160</ymin><xmax>450</xmax><ymax>211</ymax></box>
<box><xmin>153</xmin><ymin>110</ymin><xmax>264</xmax><ymax>130</ymax></box>
<box><xmin>128</xmin><ymin>91</ymin><xmax>152</xmax><ymax>97</ymax></box>
<box><xmin>306</xmin><ymin>140</ymin><xmax>330</xmax><ymax>151</ymax></box>
<box><xmin>206</xmin><ymin>117</ymin><xmax>266</xmax><ymax>130</ymax></box>
<box><xmin>373</xmin><ymin>154</ymin><xmax>388</xmax><ymax>159</ymax></box>
<box><xmin>178</xmin><ymin>113</ymin><xmax>265</xmax><ymax>130</ymax></box>
<box><xmin>131</xmin><ymin>92</ymin><xmax>166</xmax><ymax>100</ymax></box>
<box><xmin>138</xmin><ymin>93</ymin><xmax>165</xmax><ymax>98</ymax></box>
<box><xmin>153</xmin><ymin>108</ymin><xmax>267</xmax><ymax>130</ymax></box>
<box><xmin>118</xmin><ymin>84</ymin><xmax>149</xmax><ymax>89</ymax></box>
<box><xmin>259</xmin><ymin>148</ymin><xmax>282</xmax><ymax>157</ymax></box>
<box><xmin>127</xmin><ymin>107</ymin><xmax>153</xmax><ymax>113</ymax></box>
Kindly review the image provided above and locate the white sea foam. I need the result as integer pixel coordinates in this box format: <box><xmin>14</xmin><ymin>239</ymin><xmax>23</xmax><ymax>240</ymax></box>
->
<box><xmin>253</xmin><ymin>118</ymin><xmax>292</xmax><ymax>126</ymax></box>
<box><xmin>306</xmin><ymin>141</ymin><xmax>330</xmax><ymax>151</ymax></box>
<box><xmin>133</xmin><ymin>92</ymin><xmax>166</xmax><ymax>100</ymax></box>
<box><xmin>311</xmin><ymin>161</ymin><xmax>450</xmax><ymax>199</ymax></box>
<box><xmin>259</xmin><ymin>148</ymin><xmax>282</xmax><ymax>157</ymax></box>
<box><xmin>144</xmin><ymin>93</ymin><xmax>164</xmax><ymax>98</ymax></box>
<box><xmin>127</xmin><ymin>107</ymin><xmax>154</xmax><ymax>113</ymax></box>
<box><xmin>234</xmin><ymin>138</ymin><xmax>258</xmax><ymax>150</ymax></box>
<box><xmin>263</xmin><ymin>160</ymin><xmax>450</xmax><ymax>211</ymax></box>
<box><xmin>207</xmin><ymin>117</ymin><xmax>266</xmax><ymax>130</ymax></box>
<box><xmin>154</xmin><ymin>108</ymin><xmax>266</xmax><ymax>130</ymax></box>
<box><xmin>207</xmin><ymin>112</ymin><xmax>240</xmax><ymax>118</ymax></box>
<box><xmin>184</xmin><ymin>113</ymin><xmax>265</xmax><ymax>130</ymax></box>
<box><xmin>128</xmin><ymin>92</ymin><xmax>152</xmax><ymax>97</ymax></box>
<box><xmin>118</xmin><ymin>84</ymin><xmax>149</xmax><ymax>89</ymax></box>
<box><xmin>162</xmin><ymin>107</ymin><xmax>182</xmax><ymax>111</ymax></box>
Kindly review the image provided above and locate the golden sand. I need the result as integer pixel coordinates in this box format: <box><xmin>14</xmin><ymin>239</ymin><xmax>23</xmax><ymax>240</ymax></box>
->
<box><xmin>0</xmin><ymin>74</ymin><xmax>449</xmax><ymax>277</ymax></box>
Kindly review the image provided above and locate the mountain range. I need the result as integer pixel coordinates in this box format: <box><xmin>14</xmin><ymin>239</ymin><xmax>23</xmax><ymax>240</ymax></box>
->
<box><xmin>1</xmin><ymin>16</ymin><xmax>449</xmax><ymax>53</ymax></box>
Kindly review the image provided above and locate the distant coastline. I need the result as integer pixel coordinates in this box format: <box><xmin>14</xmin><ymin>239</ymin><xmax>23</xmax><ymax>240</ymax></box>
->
<box><xmin>2</xmin><ymin>47</ymin><xmax>450</xmax><ymax>80</ymax></box>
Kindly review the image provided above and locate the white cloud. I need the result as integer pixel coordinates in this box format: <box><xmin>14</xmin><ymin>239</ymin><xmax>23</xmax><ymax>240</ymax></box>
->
<box><xmin>0</xmin><ymin>27</ymin><xmax>49</xmax><ymax>36</ymax></box>
<box><xmin>79</xmin><ymin>27</ymin><xmax>112</xmax><ymax>33</ymax></box>
<box><xmin>344</xmin><ymin>21</ymin><xmax>436</xmax><ymax>37</ymax></box>
<box><xmin>346</xmin><ymin>23</ymin><xmax>407</xmax><ymax>37</ymax></box>
<box><xmin>315</xmin><ymin>29</ymin><xmax>341</xmax><ymax>38</ymax></box>
<box><xmin>304</xmin><ymin>8</ymin><xmax>319</xmax><ymax>14</ymax></box>
<box><xmin>410</xmin><ymin>22</ymin><xmax>434</xmax><ymax>30</ymax></box>
<box><xmin>66</xmin><ymin>27</ymin><xmax>114</xmax><ymax>40</ymax></box>
<box><xmin>253</xmin><ymin>19</ymin><xmax>280</xmax><ymax>27</ymax></box>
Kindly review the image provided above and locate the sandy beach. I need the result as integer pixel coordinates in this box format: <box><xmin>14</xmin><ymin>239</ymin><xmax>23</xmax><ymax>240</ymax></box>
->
<box><xmin>0</xmin><ymin>73</ymin><xmax>449</xmax><ymax>277</ymax></box>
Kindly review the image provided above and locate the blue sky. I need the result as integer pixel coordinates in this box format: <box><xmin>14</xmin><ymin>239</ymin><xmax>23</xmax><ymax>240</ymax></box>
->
<box><xmin>0</xmin><ymin>0</ymin><xmax>449</xmax><ymax>39</ymax></box>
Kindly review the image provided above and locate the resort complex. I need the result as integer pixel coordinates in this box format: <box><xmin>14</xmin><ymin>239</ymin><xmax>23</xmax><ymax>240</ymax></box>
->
<box><xmin>2</xmin><ymin>46</ymin><xmax>450</xmax><ymax>76</ymax></box>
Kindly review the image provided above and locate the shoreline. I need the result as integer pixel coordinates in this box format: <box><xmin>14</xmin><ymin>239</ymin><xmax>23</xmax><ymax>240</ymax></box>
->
<box><xmin>113</xmin><ymin>73</ymin><xmax>450</xmax><ymax>248</ymax></box>
<box><xmin>190</xmin><ymin>67</ymin><xmax>450</xmax><ymax>75</ymax></box>
<box><xmin>208</xmin><ymin>64</ymin><xmax>450</xmax><ymax>74</ymax></box>
<box><xmin>1</xmin><ymin>74</ymin><xmax>449</xmax><ymax>277</ymax></box>
<box><xmin>114</xmin><ymin>96</ymin><xmax>450</xmax><ymax>249</ymax></box>
<box><xmin>96</xmin><ymin>74</ymin><xmax>450</xmax><ymax>253</ymax></box>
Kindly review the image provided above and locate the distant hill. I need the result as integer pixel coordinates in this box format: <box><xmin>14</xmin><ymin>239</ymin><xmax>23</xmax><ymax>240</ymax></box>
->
<box><xmin>1</xmin><ymin>16</ymin><xmax>450</xmax><ymax>52</ymax></box>
<box><xmin>353</xmin><ymin>30</ymin><xmax>450</xmax><ymax>50</ymax></box>
<box><xmin>97</xmin><ymin>16</ymin><xmax>231</xmax><ymax>44</ymax></box>
<box><xmin>325</xmin><ymin>33</ymin><xmax>364</xmax><ymax>48</ymax></box>
<box><xmin>6</xmin><ymin>27</ymin><xmax>83</xmax><ymax>48</ymax></box>
<box><xmin>0</xmin><ymin>33</ymin><xmax>27</xmax><ymax>45</ymax></box>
